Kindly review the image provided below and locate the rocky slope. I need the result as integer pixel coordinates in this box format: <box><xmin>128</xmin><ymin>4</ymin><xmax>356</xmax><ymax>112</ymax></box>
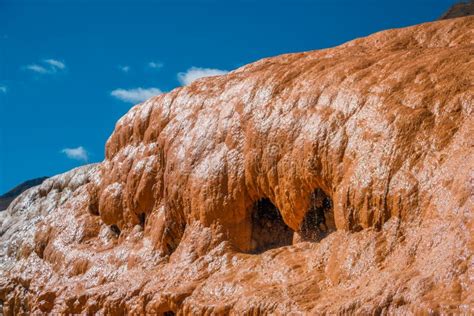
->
<box><xmin>440</xmin><ymin>0</ymin><xmax>474</xmax><ymax>19</ymax></box>
<box><xmin>0</xmin><ymin>177</ymin><xmax>49</xmax><ymax>211</ymax></box>
<box><xmin>0</xmin><ymin>17</ymin><xmax>473</xmax><ymax>315</ymax></box>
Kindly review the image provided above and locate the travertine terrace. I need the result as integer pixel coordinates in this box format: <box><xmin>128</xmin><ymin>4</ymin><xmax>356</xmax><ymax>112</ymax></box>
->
<box><xmin>1</xmin><ymin>17</ymin><xmax>473</xmax><ymax>315</ymax></box>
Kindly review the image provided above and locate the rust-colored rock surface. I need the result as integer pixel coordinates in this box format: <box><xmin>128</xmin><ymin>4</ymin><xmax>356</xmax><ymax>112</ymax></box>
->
<box><xmin>1</xmin><ymin>17</ymin><xmax>473</xmax><ymax>315</ymax></box>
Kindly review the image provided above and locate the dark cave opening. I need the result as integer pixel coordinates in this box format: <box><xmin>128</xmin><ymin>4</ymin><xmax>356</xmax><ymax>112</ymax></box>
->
<box><xmin>110</xmin><ymin>224</ymin><xmax>121</xmax><ymax>237</ymax></box>
<box><xmin>299</xmin><ymin>188</ymin><xmax>335</xmax><ymax>241</ymax></box>
<box><xmin>249</xmin><ymin>198</ymin><xmax>294</xmax><ymax>254</ymax></box>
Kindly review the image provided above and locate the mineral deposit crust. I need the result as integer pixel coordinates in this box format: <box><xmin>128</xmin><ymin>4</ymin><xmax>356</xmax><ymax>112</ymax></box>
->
<box><xmin>0</xmin><ymin>16</ymin><xmax>473</xmax><ymax>315</ymax></box>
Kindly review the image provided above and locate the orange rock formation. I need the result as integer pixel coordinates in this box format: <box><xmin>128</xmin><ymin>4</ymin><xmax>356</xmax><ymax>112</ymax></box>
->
<box><xmin>1</xmin><ymin>17</ymin><xmax>473</xmax><ymax>315</ymax></box>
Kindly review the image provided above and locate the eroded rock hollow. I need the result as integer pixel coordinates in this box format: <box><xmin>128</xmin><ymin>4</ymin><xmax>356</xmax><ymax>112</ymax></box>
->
<box><xmin>1</xmin><ymin>17</ymin><xmax>473</xmax><ymax>315</ymax></box>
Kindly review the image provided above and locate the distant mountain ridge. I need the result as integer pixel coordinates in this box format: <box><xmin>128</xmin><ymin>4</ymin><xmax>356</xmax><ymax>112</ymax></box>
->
<box><xmin>440</xmin><ymin>0</ymin><xmax>474</xmax><ymax>19</ymax></box>
<box><xmin>0</xmin><ymin>177</ymin><xmax>49</xmax><ymax>211</ymax></box>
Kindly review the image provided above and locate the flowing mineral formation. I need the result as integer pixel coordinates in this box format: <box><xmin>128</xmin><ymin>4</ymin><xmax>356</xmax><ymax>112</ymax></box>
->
<box><xmin>1</xmin><ymin>17</ymin><xmax>473</xmax><ymax>315</ymax></box>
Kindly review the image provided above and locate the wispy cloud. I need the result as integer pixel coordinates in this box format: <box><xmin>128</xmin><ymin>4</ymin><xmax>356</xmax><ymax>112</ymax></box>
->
<box><xmin>26</xmin><ymin>64</ymin><xmax>49</xmax><ymax>74</ymax></box>
<box><xmin>118</xmin><ymin>65</ymin><xmax>130</xmax><ymax>73</ymax></box>
<box><xmin>24</xmin><ymin>58</ymin><xmax>66</xmax><ymax>74</ymax></box>
<box><xmin>0</xmin><ymin>85</ymin><xmax>7</xmax><ymax>93</ymax></box>
<box><xmin>148</xmin><ymin>61</ymin><xmax>163</xmax><ymax>69</ymax></box>
<box><xmin>110</xmin><ymin>87</ymin><xmax>163</xmax><ymax>103</ymax></box>
<box><xmin>44</xmin><ymin>59</ymin><xmax>65</xmax><ymax>69</ymax></box>
<box><xmin>61</xmin><ymin>146</ymin><xmax>88</xmax><ymax>162</ymax></box>
<box><xmin>177</xmin><ymin>67</ymin><xmax>228</xmax><ymax>85</ymax></box>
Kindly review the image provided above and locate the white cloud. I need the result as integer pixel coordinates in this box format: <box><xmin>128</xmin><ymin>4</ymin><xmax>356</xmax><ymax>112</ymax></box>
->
<box><xmin>110</xmin><ymin>87</ymin><xmax>163</xmax><ymax>103</ymax></box>
<box><xmin>61</xmin><ymin>146</ymin><xmax>88</xmax><ymax>162</ymax></box>
<box><xmin>43</xmin><ymin>59</ymin><xmax>66</xmax><ymax>69</ymax></box>
<box><xmin>26</xmin><ymin>64</ymin><xmax>49</xmax><ymax>74</ymax></box>
<box><xmin>177</xmin><ymin>66</ymin><xmax>228</xmax><ymax>85</ymax></box>
<box><xmin>119</xmin><ymin>65</ymin><xmax>130</xmax><ymax>73</ymax></box>
<box><xmin>24</xmin><ymin>58</ymin><xmax>66</xmax><ymax>74</ymax></box>
<box><xmin>0</xmin><ymin>85</ymin><xmax>6</xmax><ymax>93</ymax></box>
<box><xmin>148</xmin><ymin>61</ymin><xmax>163</xmax><ymax>69</ymax></box>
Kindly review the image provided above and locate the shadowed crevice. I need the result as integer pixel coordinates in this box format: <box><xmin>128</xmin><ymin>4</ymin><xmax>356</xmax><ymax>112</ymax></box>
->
<box><xmin>139</xmin><ymin>212</ymin><xmax>146</xmax><ymax>227</ymax></box>
<box><xmin>248</xmin><ymin>198</ymin><xmax>294</xmax><ymax>254</ymax></box>
<box><xmin>299</xmin><ymin>188</ymin><xmax>335</xmax><ymax>241</ymax></box>
<box><xmin>110</xmin><ymin>224</ymin><xmax>121</xmax><ymax>237</ymax></box>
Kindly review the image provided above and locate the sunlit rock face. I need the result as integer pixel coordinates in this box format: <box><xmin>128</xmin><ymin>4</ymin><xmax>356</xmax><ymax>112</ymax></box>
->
<box><xmin>1</xmin><ymin>17</ymin><xmax>473</xmax><ymax>315</ymax></box>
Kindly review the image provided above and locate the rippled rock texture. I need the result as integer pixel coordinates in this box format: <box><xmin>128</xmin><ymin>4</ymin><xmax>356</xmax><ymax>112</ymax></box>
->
<box><xmin>1</xmin><ymin>17</ymin><xmax>473</xmax><ymax>315</ymax></box>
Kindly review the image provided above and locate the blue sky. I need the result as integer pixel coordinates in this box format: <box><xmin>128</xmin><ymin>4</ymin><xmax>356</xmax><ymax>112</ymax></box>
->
<box><xmin>0</xmin><ymin>0</ymin><xmax>457</xmax><ymax>193</ymax></box>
